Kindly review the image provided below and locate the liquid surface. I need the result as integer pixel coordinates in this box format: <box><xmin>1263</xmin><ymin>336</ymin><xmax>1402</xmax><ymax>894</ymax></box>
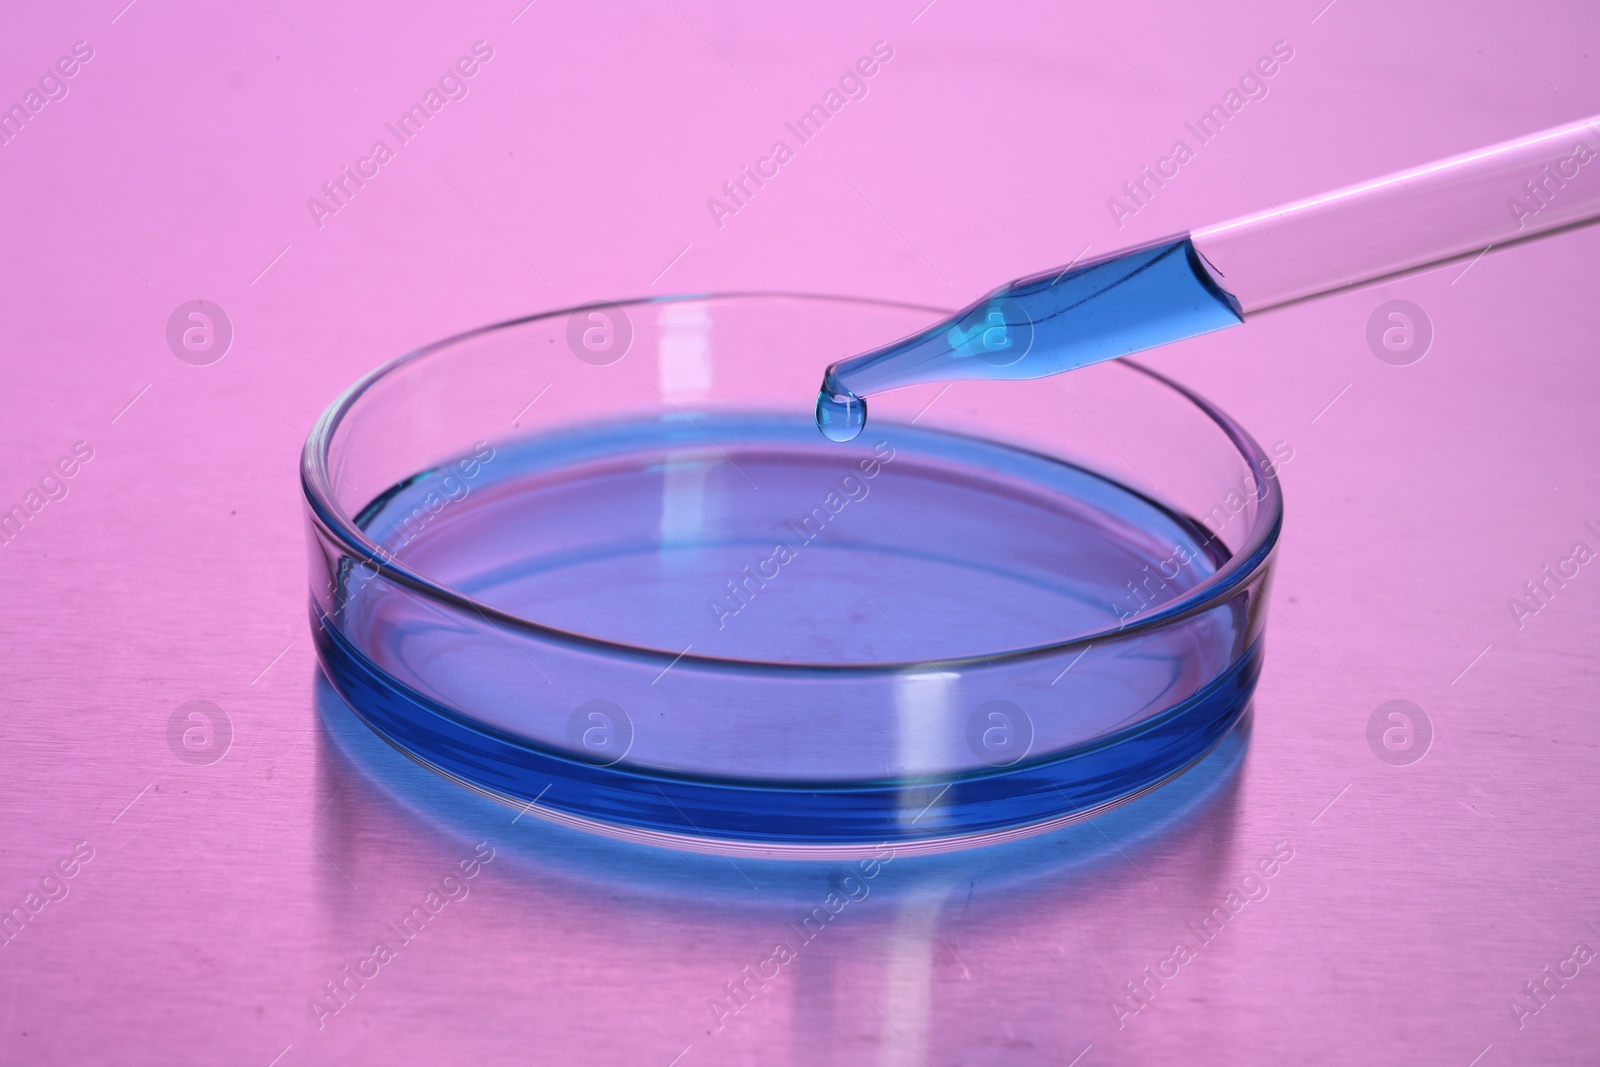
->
<box><xmin>357</xmin><ymin>415</ymin><xmax>1221</xmax><ymax>665</ymax></box>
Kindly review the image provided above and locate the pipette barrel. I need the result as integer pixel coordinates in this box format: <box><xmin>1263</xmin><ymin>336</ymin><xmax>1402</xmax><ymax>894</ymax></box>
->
<box><xmin>1193</xmin><ymin>115</ymin><xmax>1600</xmax><ymax>313</ymax></box>
<box><xmin>822</xmin><ymin>114</ymin><xmax>1600</xmax><ymax>407</ymax></box>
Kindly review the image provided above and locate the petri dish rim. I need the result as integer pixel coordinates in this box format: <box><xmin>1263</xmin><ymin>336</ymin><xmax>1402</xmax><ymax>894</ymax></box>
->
<box><xmin>300</xmin><ymin>291</ymin><xmax>1282</xmax><ymax>676</ymax></box>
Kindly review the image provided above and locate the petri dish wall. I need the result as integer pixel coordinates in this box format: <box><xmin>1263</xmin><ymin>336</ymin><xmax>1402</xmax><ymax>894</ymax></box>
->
<box><xmin>302</xmin><ymin>294</ymin><xmax>1281</xmax><ymax>858</ymax></box>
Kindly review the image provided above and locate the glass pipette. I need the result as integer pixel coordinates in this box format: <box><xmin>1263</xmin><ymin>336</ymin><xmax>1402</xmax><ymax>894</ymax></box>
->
<box><xmin>816</xmin><ymin>114</ymin><xmax>1600</xmax><ymax>441</ymax></box>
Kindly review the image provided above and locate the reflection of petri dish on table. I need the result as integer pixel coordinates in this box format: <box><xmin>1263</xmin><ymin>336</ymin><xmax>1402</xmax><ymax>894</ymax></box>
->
<box><xmin>303</xmin><ymin>294</ymin><xmax>1281</xmax><ymax>858</ymax></box>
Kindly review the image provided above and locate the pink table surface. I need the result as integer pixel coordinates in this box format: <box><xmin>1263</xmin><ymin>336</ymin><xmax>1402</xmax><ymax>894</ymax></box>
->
<box><xmin>3</xmin><ymin>1</ymin><xmax>1598</xmax><ymax>1064</ymax></box>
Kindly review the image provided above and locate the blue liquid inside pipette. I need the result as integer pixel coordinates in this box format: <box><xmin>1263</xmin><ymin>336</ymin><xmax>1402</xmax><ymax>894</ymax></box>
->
<box><xmin>815</xmin><ymin>235</ymin><xmax>1244</xmax><ymax>440</ymax></box>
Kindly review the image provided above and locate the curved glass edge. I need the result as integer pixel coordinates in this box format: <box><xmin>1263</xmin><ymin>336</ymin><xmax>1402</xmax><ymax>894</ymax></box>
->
<box><xmin>315</xmin><ymin>663</ymin><xmax>1253</xmax><ymax>884</ymax></box>
<box><xmin>311</xmin><ymin>600</ymin><xmax>1265</xmax><ymax>852</ymax></box>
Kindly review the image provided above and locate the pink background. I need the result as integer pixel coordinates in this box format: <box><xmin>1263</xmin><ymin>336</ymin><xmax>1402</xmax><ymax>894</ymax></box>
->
<box><xmin>3</xmin><ymin>0</ymin><xmax>1599</xmax><ymax>1063</ymax></box>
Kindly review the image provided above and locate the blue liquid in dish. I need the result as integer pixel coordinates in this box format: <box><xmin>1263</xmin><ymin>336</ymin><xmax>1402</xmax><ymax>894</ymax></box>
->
<box><xmin>816</xmin><ymin>235</ymin><xmax>1244</xmax><ymax>439</ymax></box>
<box><xmin>317</xmin><ymin>414</ymin><xmax>1265</xmax><ymax>849</ymax></box>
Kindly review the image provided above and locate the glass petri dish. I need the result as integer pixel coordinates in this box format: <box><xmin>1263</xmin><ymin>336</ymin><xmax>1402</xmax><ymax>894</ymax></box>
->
<box><xmin>302</xmin><ymin>294</ymin><xmax>1282</xmax><ymax>858</ymax></box>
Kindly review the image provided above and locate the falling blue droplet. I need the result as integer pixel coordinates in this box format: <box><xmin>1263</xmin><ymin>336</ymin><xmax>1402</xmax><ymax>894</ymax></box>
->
<box><xmin>815</xmin><ymin>388</ymin><xmax>867</xmax><ymax>442</ymax></box>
